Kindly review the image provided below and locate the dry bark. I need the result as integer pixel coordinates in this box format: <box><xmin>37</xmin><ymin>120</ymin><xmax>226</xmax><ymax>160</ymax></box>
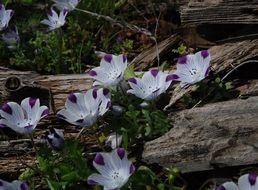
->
<box><xmin>143</xmin><ymin>96</ymin><xmax>258</xmax><ymax>173</ymax></box>
<box><xmin>180</xmin><ymin>0</ymin><xmax>258</xmax><ymax>25</ymax></box>
<box><xmin>130</xmin><ymin>34</ymin><xmax>182</xmax><ymax>70</ymax></box>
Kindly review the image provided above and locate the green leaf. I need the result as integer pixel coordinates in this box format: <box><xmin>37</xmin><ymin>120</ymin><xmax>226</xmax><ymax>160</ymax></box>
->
<box><xmin>124</xmin><ymin>64</ymin><xmax>135</xmax><ymax>80</ymax></box>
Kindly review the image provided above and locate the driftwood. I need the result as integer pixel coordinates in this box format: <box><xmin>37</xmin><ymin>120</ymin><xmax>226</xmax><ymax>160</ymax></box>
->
<box><xmin>180</xmin><ymin>0</ymin><xmax>258</xmax><ymax>25</ymax></box>
<box><xmin>143</xmin><ymin>96</ymin><xmax>258</xmax><ymax>173</ymax></box>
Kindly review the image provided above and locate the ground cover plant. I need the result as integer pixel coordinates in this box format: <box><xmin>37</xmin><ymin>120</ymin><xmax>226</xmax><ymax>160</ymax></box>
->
<box><xmin>0</xmin><ymin>0</ymin><xmax>257</xmax><ymax>190</ymax></box>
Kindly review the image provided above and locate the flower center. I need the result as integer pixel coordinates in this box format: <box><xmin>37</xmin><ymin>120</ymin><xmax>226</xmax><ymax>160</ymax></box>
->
<box><xmin>111</xmin><ymin>171</ymin><xmax>126</xmax><ymax>186</ymax></box>
<box><xmin>190</xmin><ymin>68</ymin><xmax>202</xmax><ymax>82</ymax></box>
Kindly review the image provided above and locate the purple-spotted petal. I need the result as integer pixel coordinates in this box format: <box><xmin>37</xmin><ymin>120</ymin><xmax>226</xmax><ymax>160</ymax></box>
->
<box><xmin>201</xmin><ymin>50</ymin><xmax>209</xmax><ymax>59</ymax></box>
<box><xmin>103</xmin><ymin>88</ymin><xmax>110</xmax><ymax>96</ymax></box>
<box><xmin>205</xmin><ymin>67</ymin><xmax>210</xmax><ymax>77</ymax></box>
<box><xmin>104</xmin><ymin>54</ymin><xmax>112</xmax><ymax>63</ymax></box>
<box><xmin>248</xmin><ymin>174</ymin><xmax>257</xmax><ymax>185</ymax></box>
<box><xmin>94</xmin><ymin>153</ymin><xmax>105</xmax><ymax>165</ymax></box>
<box><xmin>117</xmin><ymin>148</ymin><xmax>125</xmax><ymax>160</ymax></box>
<box><xmin>177</xmin><ymin>56</ymin><xmax>187</xmax><ymax>64</ymax></box>
<box><xmin>150</xmin><ymin>69</ymin><xmax>159</xmax><ymax>77</ymax></box>
<box><xmin>166</xmin><ymin>74</ymin><xmax>179</xmax><ymax>81</ymax></box>
<box><xmin>130</xmin><ymin>164</ymin><xmax>136</xmax><ymax>174</ymax></box>
<box><xmin>88</xmin><ymin>179</ymin><xmax>98</xmax><ymax>185</ymax></box>
<box><xmin>41</xmin><ymin>108</ymin><xmax>49</xmax><ymax>117</ymax></box>
<box><xmin>29</xmin><ymin>97</ymin><xmax>37</xmax><ymax>108</ymax></box>
<box><xmin>68</xmin><ymin>93</ymin><xmax>77</xmax><ymax>103</ymax></box>
<box><xmin>216</xmin><ymin>185</ymin><xmax>226</xmax><ymax>190</ymax></box>
<box><xmin>0</xmin><ymin>123</ymin><xmax>7</xmax><ymax>128</ymax></box>
<box><xmin>106</xmin><ymin>101</ymin><xmax>112</xmax><ymax>109</ymax></box>
<box><xmin>128</xmin><ymin>78</ymin><xmax>137</xmax><ymax>84</ymax></box>
<box><xmin>20</xmin><ymin>182</ymin><xmax>28</xmax><ymax>190</ymax></box>
<box><xmin>89</xmin><ymin>70</ymin><xmax>97</xmax><ymax>76</ymax></box>
<box><xmin>47</xmin><ymin>9</ymin><xmax>53</xmax><ymax>16</ymax></box>
<box><xmin>123</xmin><ymin>55</ymin><xmax>127</xmax><ymax>63</ymax></box>
<box><xmin>92</xmin><ymin>89</ymin><xmax>98</xmax><ymax>99</ymax></box>
<box><xmin>1</xmin><ymin>103</ymin><xmax>12</xmax><ymax>115</ymax></box>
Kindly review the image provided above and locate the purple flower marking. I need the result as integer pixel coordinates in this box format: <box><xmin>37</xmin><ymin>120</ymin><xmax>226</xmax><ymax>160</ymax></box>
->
<box><xmin>92</xmin><ymin>89</ymin><xmax>98</xmax><ymax>99</ymax></box>
<box><xmin>130</xmin><ymin>164</ymin><xmax>136</xmax><ymax>174</ymax></box>
<box><xmin>29</xmin><ymin>97</ymin><xmax>37</xmax><ymax>108</ymax></box>
<box><xmin>104</xmin><ymin>54</ymin><xmax>113</xmax><ymax>63</ymax></box>
<box><xmin>166</xmin><ymin>74</ymin><xmax>179</xmax><ymax>81</ymax></box>
<box><xmin>0</xmin><ymin>124</ymin><xmax>7</xmax><ymax>128</ymax></box>
<box><xmin>103</xmin><ymin>88</ymin><xmax>110</xmax><ymax>96</ymax></box>
<box><xmin>88</xmin><ymin>179</ymin><xmax>98</xmax><ymax>185</ymax></box>
<box><xmin>201</xmin><ymin>50</ymin><xmax>209</xmax><ymax>59</ymax></box>
<box><xmin>128</xmin><ymin>78</ymin><xmax>137</xmax><ymax>84</ymax></box>
<box><xmin>123</xmin><ymin>55</ymin><xmax>127</xmax><ymax>63</ymax></box>
<box><xmin>117</xmin><ymin>148</ymin><xmax>125</xmax><ymax>160</ymax></box>
<box><xmin>150</xmin><ymin>69</ymin><xmax>159</xmax><ymax>77</ymax></box>
<box><xmin>106</xmin><ymin>101</ymin><xmax>112</xmax><ymax>109</ymax></box>
<box><xmin>216</xmin><ymin>185</ymin><xmax>226</xmax><ymax>190</ymax></box>
<box><xmin>10</xmin><ymin>10</ymin><xmax>14</xmax><ymax>17</ymax></box>
<box><xmin>20</xmin><ymin>183</ymin><xmax>28</xmax><ymax>190</ymax></box>
<box><xmin>89</xmin><ymin>70</ymin><xmax>97</xmax><ymax>76</ymax></box>
<box><xmin>68</xmin><ymin>93</ymin><xmax>77</xmax><ymax>103</ymax></box>
<box><xmin>2</xmin><ymin>103</ymin><xmax>12</xmax><ymax>114</ymax></box>
<box><xmin>47</xmin><ymin>9</ymin><xmax>53</xmax><ymax>16</ymax></box>
<box><xmin>249</xmin><ymin>174</ymin><xmax>257</xmax><ymax>186</ymax></box>
<box><xmin>177</xmin><ymin>56</ymin><xmax>187</xmax><ymax>64</ymax></box>
<box><xmin>41</xmin><ymin>108</ymin><xmax>49</xmax><ymax>117</ymax></box>
<box><xmin>94</xmin><ymin>153</ymin><xmax>105</xmax><ymax>165</ymax></box>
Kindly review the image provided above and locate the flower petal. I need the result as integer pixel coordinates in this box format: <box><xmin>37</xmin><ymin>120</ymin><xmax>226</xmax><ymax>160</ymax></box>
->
<box><xmin>238</xmin><ymin>174</ymin><xmax>258</xmax><ymax>190</ymax></box>
<box><xmin>217</xmin><ymin>182</ymin><xmax>238</xmax><ymax>190</ymax></box>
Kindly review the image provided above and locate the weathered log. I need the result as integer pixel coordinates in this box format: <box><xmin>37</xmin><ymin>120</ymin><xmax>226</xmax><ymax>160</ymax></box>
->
<box><xmin>180</xmin><ymin>0</ymin><xmax>258</xmax><ymax>25</ymax></box>
<box><xmin>165</xmin><ymin>39</ymin><xmax>258</xmax><ymax>109</ymax></box>
<box><xmin>143</xmin><ymin>96</ymin><xmax>258</xmax><ymax>173</ymax></box>
<box><xmin>0</xmin><ymin>67</ymin><xmax>97</xmax><ymax>173</ymax></box>
<box><xmin>130</xmin><ymin>34</ymin><xmax>182</xmax><ymax>70</ymax></box>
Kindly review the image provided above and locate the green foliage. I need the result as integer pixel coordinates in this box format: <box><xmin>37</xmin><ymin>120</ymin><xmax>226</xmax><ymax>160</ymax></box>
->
<box><xmin>109</xmin><ymin>99</ymin><xmax>170</xmax><ymax>149</ymax></box>
<box><xmin>172</xmin><ymin>44</ymin><xmax>187</xmax><ymax>55</ymax></box>
<box><xmin>20</xmin><ymin>140</ymin><xmax>91</xmax><ymax>190</ymax></box>
<box><xmin>2</xmin><ymin>0</ymin><xmax>128</xmax><ymax>74</ymax></box>
<box><xmin>123</xmin><ymin>166</ymin><xmax>186</xmax><ymax>190</ymax></box>
<box><xmin>182</xmin><ymin>77</ymin><xmax>235</xmax><ymax>108</ymax></box>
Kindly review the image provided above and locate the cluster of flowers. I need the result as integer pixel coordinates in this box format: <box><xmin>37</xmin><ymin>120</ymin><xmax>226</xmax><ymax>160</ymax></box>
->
<box><xmin>0</xmin><ymin>0</ymin><xmax>79</xmax><ymax>49</ymax></box>
<box><xmin>0</xmin><ymin>50</ymin><xmax>212</xmax><ymax>189</ymax></box>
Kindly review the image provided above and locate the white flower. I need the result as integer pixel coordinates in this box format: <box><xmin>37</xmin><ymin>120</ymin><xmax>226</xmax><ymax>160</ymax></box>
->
<box><xmin>217</xmin><ymin>174</ymin><xmax>258</xmax><ymax>190</ymax></box>
<box><xmin>88</xmin><ymin>148</ymin><xmax>135</xmax><ymax>190</ymax></box>
<box><xmin>0</xmin><ymin>97</ymin><xmax>49</xmax><ymax>134</ymax></box>
<box><xmin>0</xmin><ymin>179</ymin><xmax>29</xmax><ymax>190</ymax></box>
<box><xmin>171</xmin><ymin>50</ymin><xmax>211</xmax><ymax>87</ymax></box>
<box><xmin>105</xmin><ymin>132</ymin><xmax>122</xmax><ymax>149</ymax></box>
<box><xmin>127</xmin><ymin>69</ymin><xmax>174</xmax><ymax>101</ymax></box>
<box><xmin>40</xmin><ymin>9</ymin><xmax>68</xmax><ymax>31</ymax></box>
<box><xmin>47</xmin><ymin>128</ymin><xmax>64</xmax><ymax>149</ymax></box>
<box><xmin>52</xmin><ymin>0</ymin><xmax>79</xmax><ymax>11</ymax></box>
<box><xmin>57</xmin><ymin>88</ymin><xmax>111</xmax><ymax>127</ymax></box>
<box><xmin>88</xmin><ymin>54</ymin><xmax>128</xmax><ymax>87</ymax></box>
<box><xmin>0</xmin><ymin>4</ymin><xmax>14</xmax><ymax>31</ymax></box>
<box><xmin>2</xmin><ymin>26</ymin><xmax>20</xmax><ymax>49</ymax></box>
